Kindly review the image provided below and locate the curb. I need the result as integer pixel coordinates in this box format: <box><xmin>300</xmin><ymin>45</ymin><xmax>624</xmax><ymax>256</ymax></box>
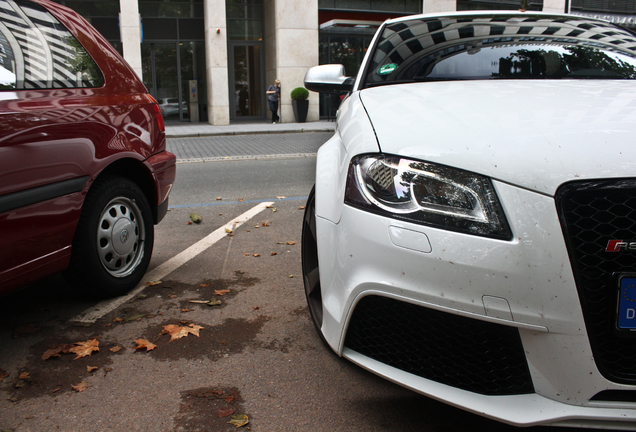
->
<box><xmin>166</xmin><ymin>127</ymin><xmax>335</xmax><ymax>139</ymax></box>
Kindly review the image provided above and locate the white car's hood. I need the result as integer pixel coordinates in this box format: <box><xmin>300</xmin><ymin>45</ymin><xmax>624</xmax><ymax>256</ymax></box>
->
<box><xmin>359</xmin><ymin>80</ymin><xmax>636</xmax><ymax>196</ymax></box>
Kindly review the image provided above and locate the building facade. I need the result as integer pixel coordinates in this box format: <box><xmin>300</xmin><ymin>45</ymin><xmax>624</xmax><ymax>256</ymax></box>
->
<box><xmin>51</xmin><ymin>0</ymin><xmax>636</xmax><ymax>124</ymax></box>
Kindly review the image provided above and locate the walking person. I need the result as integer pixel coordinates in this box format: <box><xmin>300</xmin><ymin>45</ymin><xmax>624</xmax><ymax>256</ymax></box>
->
<box><xmin>266</xmin><ymin>79</ymin><xmax>281</xmax><ymax>124</ymax></box>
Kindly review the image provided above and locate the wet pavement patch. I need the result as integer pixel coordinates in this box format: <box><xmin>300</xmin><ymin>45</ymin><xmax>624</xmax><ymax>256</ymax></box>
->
<box><xmin>0</xmin><ymin>275</ymin><xmax>265</xmax><ymax>402</ymax></box>
<box><xmin>3</xmin><ymin>334</ymin><xmax>122</xmax><ymax>402</ymax></box>
<box><xmin>142</xmin><ymin>316</ymin><xmax>270</xmax><ymax>362</ymax></box>
<box><xmin>173</xmin><ymin>386</ymin><xmax>249</xmax><ymax>432</ymax></box>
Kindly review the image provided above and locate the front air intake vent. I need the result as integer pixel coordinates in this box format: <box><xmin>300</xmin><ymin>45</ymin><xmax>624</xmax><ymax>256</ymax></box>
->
<box><xmin>344</xmin><ymin>295</ymin><xmax>534</xmax><ymax>396</ymax></box>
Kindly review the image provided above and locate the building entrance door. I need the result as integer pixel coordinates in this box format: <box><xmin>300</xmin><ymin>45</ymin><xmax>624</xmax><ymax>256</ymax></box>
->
<box><xmin>229</xmin><ymin>41</ymin><xmax>265</xmax><ymax>120</ymax></box>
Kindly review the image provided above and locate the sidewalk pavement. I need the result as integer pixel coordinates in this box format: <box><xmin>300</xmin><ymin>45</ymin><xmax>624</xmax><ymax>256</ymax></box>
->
<box><xmin>165</xmin><ymin>120</ymin><xmax>336</xmax><ymax>138</ymax></box>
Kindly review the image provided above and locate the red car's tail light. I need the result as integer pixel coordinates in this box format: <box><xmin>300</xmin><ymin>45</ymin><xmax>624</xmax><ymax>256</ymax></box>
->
<box><xmin>148</xmin><ymin>95</ymin><xmax>165</xmax><ymax>132</ymax></box>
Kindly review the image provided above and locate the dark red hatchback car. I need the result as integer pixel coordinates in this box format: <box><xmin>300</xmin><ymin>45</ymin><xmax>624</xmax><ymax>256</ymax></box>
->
<box><xmin>0</xmin><ymin>0</ymin><xmax>176</xmax><ymax>297</ymax></box>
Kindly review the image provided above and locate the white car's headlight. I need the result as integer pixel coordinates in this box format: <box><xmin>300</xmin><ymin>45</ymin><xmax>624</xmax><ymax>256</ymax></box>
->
<box><xmin>345</xmin><ymin>154</ymin><xmax>512</xmax><ymax>240</ymax></box>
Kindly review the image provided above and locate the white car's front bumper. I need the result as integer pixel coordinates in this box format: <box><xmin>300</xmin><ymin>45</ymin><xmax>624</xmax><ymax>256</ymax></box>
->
<box><xmin>314</xmin><ymin>178</ymin><xmax>636</xmax><ymax>428</ymax></box>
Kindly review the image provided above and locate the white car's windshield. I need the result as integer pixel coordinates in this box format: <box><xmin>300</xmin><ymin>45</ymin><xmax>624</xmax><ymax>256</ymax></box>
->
<box><xmin>363</xmin><ymin>15</ymin><xmax>636</xmax><ymax>87</ymax></box>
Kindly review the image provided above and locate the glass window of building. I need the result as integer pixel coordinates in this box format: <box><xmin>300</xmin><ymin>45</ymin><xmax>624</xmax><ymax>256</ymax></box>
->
<box><xmin>138</xmin><ymin>0</ymin><xmax>204</xmax><ymax>18</ymax></box>
<box><xmin>49</xmin><ymin>1</ymin><xmax>122</xmax><ymax>52</ymax></box>
<box><xmin>318</xmin><ymin>0</ymin><xmax>420</xmax><ymax>13</ymax></box>
<box><xmin>227</xmin><ymin>0</ymin><xmax>264</xmax><ymax>41</ymax></box>
<box><xmin>456</xmin><ymin>0</ymin><xmax>543</xmax><ymax>10</ymax></box>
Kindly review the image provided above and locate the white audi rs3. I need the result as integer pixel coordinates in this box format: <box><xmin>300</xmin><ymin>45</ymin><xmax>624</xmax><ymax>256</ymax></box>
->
<box><xmin>302</xmin><ymin>11</ymin><xmax>636</xmax><ymax>429</ymax></box>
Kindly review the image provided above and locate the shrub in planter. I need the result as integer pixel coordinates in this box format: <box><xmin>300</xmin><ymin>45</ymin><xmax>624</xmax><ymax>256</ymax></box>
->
<box><xmin>291</xmin><ymin>87</ymin><xmax>309</xmax><ymax>122</ymax></box>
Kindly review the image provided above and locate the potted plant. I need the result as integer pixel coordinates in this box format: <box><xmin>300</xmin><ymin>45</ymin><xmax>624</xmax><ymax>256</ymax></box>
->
<box><xmin>291</xmin><ymin>87</ymin><xmax>309</xmax><ymax>123</ymax></box>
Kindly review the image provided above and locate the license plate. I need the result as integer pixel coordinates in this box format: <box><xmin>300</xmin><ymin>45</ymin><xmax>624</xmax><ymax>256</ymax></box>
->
<box><xmin>618</xmin><ymin>277</ymin><xmax>636</xmax><ymax>330</ymax></box>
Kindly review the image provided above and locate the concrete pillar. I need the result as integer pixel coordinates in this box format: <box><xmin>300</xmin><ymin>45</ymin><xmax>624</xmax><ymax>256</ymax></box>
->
<box><xmin>264</xmin><ymin>0</ymin><xmax>319</xmax><ymax>123</ymax></box>
<box><xmin>203</xmin><ymin>0</ymin><xmax>230</xmax><ymax>125</ymax></box>
<box><xmin>543</xmin><ymin>0</ymin><xmax>569</xmax><ymax>13</ymax></box>
<box><xmin>422</xmin><ymin>0</ymin><xmax>456</xmax><ymax>13</ymax></box>
<box><xmin>119</xmin><ymin>0</ymin><xmax>142</xmax><ymax>80</ymax></box>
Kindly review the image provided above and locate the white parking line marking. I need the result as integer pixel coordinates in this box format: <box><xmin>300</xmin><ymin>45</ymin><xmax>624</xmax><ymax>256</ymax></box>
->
<box><xmin>72</xmin><ymin>201</ymin><xmax>275</xmax><ymax>323</ymax></box>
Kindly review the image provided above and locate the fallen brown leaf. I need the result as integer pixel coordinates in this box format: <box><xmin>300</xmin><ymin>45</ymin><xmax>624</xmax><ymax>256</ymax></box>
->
<box><xmin>228</xmin><ymin>413</ymin><xmax>249</xmax><ymax>428</ymax></box>
<box><xmin>216</xmin><ymin>407</ymin><xmax>237</xmax><ymax>418</ymax></box>
<box><xmin>70</xmin><ymin>338</ymin><xmax>99</xmax><ymax>360</ymax></box>
<box><xmin>299</xmin><ymin>206</ymin><xmax>305</xmax><ymax>210</ymax></box>
<box><xmin>270</xmin><ymin>252</ymin><xmax>278</xmax><ymax>256</ymax></box>
<box><xmin>19</xmin><ymin>372</ymin><xmax>29</xmax><ymax>380</ymax></box>
<box><xmin>200</xmin><ymin>283</ymin><xmax>211</xmax><ymax>287</ymax></box>
<box><xmin>160</xmin><ymin>324</ymin><xmax>204</xmax><ymax>342</ymax></box>
<box><xmin>0</xmin><ymin>369</ymin><xmax>9</xmax><ymax>383</ymax></box>
<box><xmin>287</xmin><ymin>241</ymin><xmax>296</xmax><ymax>245</ymax></box>
<box><xmin>145</xmin><ymin>280</ymin><xmax>162</xmax><ymax>287</ymax></box>
<box><xmin>244</xmin><ymin>253</ymin><xmax>250</xmax><ymax>256</ymax></box>
<box><xmin>42</xmin><ymin>343</ymin><xmax>73</xmax><ymax>361</ymax></box>
<box><xmin>216</xmin><ymin>197</ymin><xmax>222</xmax><ymax>200</ymax></box>
<box><xmin>253</xmin><ymin>253</ymin><xmax>260</xmax><ymax>257</ymax></box>
<box><xmin>109</xmin><ymin>346</ymin><xmax>122</xmax><ymax>353</ymax></box>
<box><xmin>134</xmin><ymin>339</ymin><xmax>157</xmax><ymax>351</ymax></box>
<box><xmin>87</xmin><ymin>366</ymin><xmax>98</xmax><ymax>372</ymax></box>
<box><xmin>72</xmin><ymin>382</ymin><xmax>87</xmax><ymax>392</ymax></box>
<box><xmin>181</xmin><ymin>308</ymin><xmax>194</xmax><ymax>312</ymax></box>
<box><xmin>214</xmin><ymin>289</ymin><xmax>230</xmax><ymax>296</ymax></box>
<box><xmin>261</xmin><ymin>221</ymin><xmax>270</xmax><ymax>227</ymax></box>
<box><xmin>113</xmin><ymin>317</ymin><xmax>123</xmax><ymax>323</ymax></box>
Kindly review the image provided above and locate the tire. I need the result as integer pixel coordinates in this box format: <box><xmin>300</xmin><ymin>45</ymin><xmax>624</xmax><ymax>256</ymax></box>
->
<box><xmin>65</xmin><ymin>176</ymin><xmax>154</xmax><ymax>298</ymax></box>
<box><xmin>301</xmin><ymin>186</ymin><xmax>328</xmax><ymax>344</ymax></box>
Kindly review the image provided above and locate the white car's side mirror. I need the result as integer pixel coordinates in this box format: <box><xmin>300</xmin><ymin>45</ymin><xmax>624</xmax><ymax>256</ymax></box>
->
<box><xmin>304</xmin><ymin>64</ymin><xmax>354</xmax><ymax>94</ymax></box>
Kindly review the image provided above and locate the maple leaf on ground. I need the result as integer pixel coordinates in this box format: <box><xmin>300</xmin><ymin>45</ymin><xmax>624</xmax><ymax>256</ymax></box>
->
<box><xmin>72</xmin><ymin>382</ymin><xmax>87</xmax><ymax>392</ymax></box>
<box><xmin>42</xmin><ymin>344</ymin><xmax>73</xmax><ymax>361</ymax></box>
<box><xmin>134</xmin><ymin>339</ymin><xmax>157</xmax><ymax>351</ymax></box>
<box><xmin>161</xmin><ymin>324</ymin><xmax>204</xmax><ymax>342</ymax></box>
<box><xmin>228</xmin><ymin>414</ymin><xmax>249</xmax><ymax>428</ymax></box>
<box><xmin>69</xmin><ymin>338</ymin><xmax>99</xmax><ymax>360</ymax></box>
<box><xmin>216</xmin><ymin>407</ymin><xmax>236</xmax><ymax>418</ymax></box>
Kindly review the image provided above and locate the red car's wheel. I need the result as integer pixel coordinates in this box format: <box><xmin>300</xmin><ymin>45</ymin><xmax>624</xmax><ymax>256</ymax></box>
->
<box><xmin>65</xmin><ymin>176</ymin><xmax>154</xmax><ymax>298</ymax></box>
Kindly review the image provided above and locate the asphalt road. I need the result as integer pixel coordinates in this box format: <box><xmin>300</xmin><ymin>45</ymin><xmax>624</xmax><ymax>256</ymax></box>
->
<box><xmin>0</xmin><ymin>134</ymin><xmax>591</xmax><ymax>432</ymax></box>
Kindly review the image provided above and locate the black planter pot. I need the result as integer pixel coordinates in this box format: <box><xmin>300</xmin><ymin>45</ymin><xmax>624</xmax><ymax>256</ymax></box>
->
<box><xmin>292</xmin><ymin>99</ymin><xmax>309</xmax><ymax>123</ymax></box>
